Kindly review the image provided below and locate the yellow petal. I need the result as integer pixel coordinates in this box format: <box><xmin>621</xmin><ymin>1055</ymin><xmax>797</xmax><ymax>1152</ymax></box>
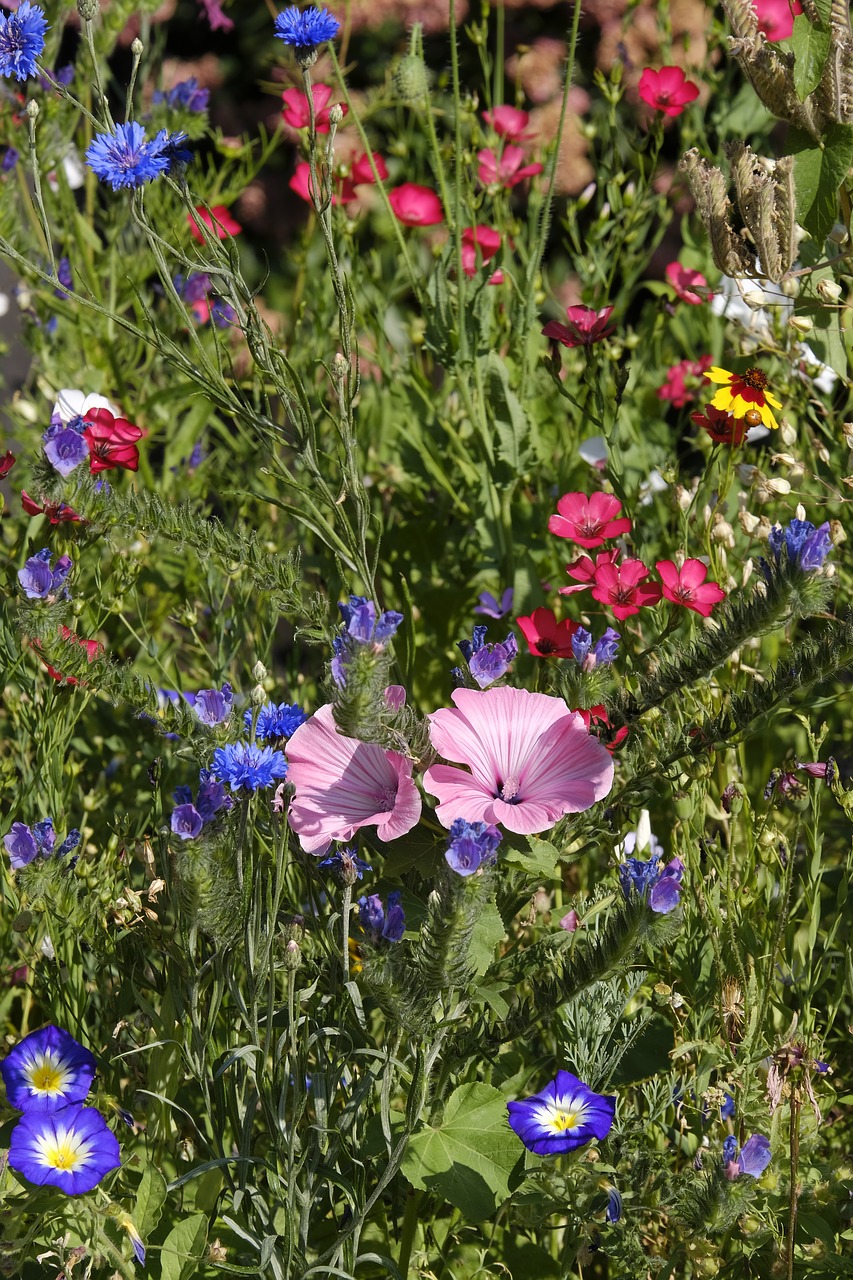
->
<box><xmin>705</xmin><ymin>366</ymin><xmax>735</xmax><ymax>385</ymax></box>
<box><xmin>759</xmin><ymin>404</ymin><xmax>779</xmax><ymax>429</ymax></box>
<box><xmin>710</xmin><ymin>387</ymin><xmax>735</xmax><ymax>411</ymax></box>
<box><xmin>764</xmin><ymin>390</ymin><xmax>783</xmax><ymax>409</ymax></box>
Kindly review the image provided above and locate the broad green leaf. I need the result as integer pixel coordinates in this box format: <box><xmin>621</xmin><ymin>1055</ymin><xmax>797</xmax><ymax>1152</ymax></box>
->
<box><xmin>402</xmin><ymin>1083</ymin><xmax>519</xmax><ymax>1220</ymax></box>
<box><xmin>791</xmin><ymin>124</ymin><xmax>853</xmax><ymax>243</ymax></box>
<box><xmin>135</xmin><ymin>1164</ymin><xmax>167</xmax><ymax>1241</ymax></box>
<box><xmin>160</xmin><ymin>1213</ymin><xmax>208</xmax><ymax>1280</ymax></box>
<box><xmin>482</xmin><ymin>352</ymin><xmax>531</xmax><ymax>472</ymax></box>
<box><xmin>468</xmin><ymin>901</ymin><xmax>506</xmax><ymax>976</ymax></box>
<box><xmin>502</xmin><ymin>836</ymin><xmax>561</xmax><ymax>878</ymax></box>
<box><xmin>791</xmin><ymin>13</ymin><xmax>831</xmax><ymax>99</ymax></box>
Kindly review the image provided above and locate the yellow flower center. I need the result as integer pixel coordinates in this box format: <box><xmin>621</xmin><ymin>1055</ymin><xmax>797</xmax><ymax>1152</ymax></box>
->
<box><xmin>550</xmin><ymin>1108</ymin><xmax>579</xmax><ymax>1132</ymax></box>
<box><xmin>42</xmin><ymin>1136</ymin><xmax>84</xmax><ymax>1171</ymax></box>
<box><xmin>27</xmin><ymin>1056</ymin><xmax>67</xmax><ymax>1096</ymax></box>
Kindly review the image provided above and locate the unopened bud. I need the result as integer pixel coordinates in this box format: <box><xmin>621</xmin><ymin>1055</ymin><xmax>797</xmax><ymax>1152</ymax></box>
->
<box><xmin>781</xmin><ymin>276</ymin><xmax>800</xmax><ymax>298</ymax></box>
<box><xmin>250</xmin><ymin>684</ymin><xmax>266</xmax><ymax>705</ymax></box>
<box><xmin>795</xmin><ymin>502</ymin><xmax>806</xmax><ymax>520</ymax></box>
<box><xmin>788</xmin><ymin>314</ymin><xmax>813</xmax><ymax>335</ymax></box>
<box><xmin>721</xmin><ymin>782</ymin><xmax>745</xmax><ymax>816</ymax></box>
<box><xmin>393</xmin><ymin>53</ymin><xmax>429</xmax><ymax>101</ymax></box>
<box><xmin>675</xmin><ymin>485</ymin><xmax>693</xmax><ymax>513</ymax></box>
<box><xmin>742</xmin><ymin>288</ymin><xmax>766</xmax><ymax>309</ymax></box>
<box><xmin>131</xmin><ymin>37</ymin><xmax>143</xmax><ymax>56</ymax></box>
<box><xmin>328</xmin><ymin>103</ymin><xmax>344</xmax><ymax>126</ymax></box>
<box><xmin>779</xmin><ymin>419</ymin><xmax>797</xmax><ymax>446</ymax></box>
<box><xmin>281</xmin><ymin>914</ymin><xmax>304</xmax><ymax>944</ymax></box>
<box><xmin>816</xmin><ymin>279</ymin><xmax>842</xmax><ymax>304</ymax></box>
<box><xmin>577</xmin><ymin>181</ymin><xmax>596</xmax><ymax>209</ymax></box>
<box><xmin>711</xmin><ymin>515</ymin><xmax>735</xmax><ymax>547</ymax></box>
<box><xmin>283</xmin><ymin>940</ymin><xmax>301</xmax><ymax>971</ymax></box>
<box><xmin>828</xmin><ymin>224</ymin><xmax>849</xmax><ymax>245</ymax></box>
<box><xmin>251</xmin><ymin>660</ymin><xmax>267</xmax><ymax>681</ymax></box>
<box><xmin>25</xmin><ymin>100</ymin><xmax>39</xmax><ymax>120</ymax></box>
<box><xmin>77</xmin><ymin>0</ymin><xmax>99</xmax><ymax>17</ymax></box>
<box><xmin>332</xmin><ymin>351</ymin><xmax>348</xmax><ymax>379</ymax></box>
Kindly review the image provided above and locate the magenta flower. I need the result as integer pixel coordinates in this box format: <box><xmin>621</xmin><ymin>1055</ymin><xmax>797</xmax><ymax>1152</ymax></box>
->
<box><xmin>754</xmin><ymin>0</ymin><xmax>802</xmax><ymax>41</ymax></box>
<box><xmin>548</xmin><ymin>492</ymin><xmax>631</xmax><ymax>549</ymax></box>
<box><xmin>542</xmin><ymin>305</ymin><xmax>615</xmax><ymax>348</ymax></box>
<box><xmin>665</xmin><ymin>262</ymin><xmax>709</xmax><ymax>305</ymax></box>
<box><xmin>388</xmin><ymin>182</ymin><xmax>444</xmax><ymax>226</ymax></box>
<box><xmin>591</xmin><ymin>558</ymin><xmax>662</xmax><ymax>620</ymax></box>
<box><xmin>637</xmin><ymin>66</ymin><xmax>700</xmax><ymax>117</ymax></box>
<box><xmin>285</xmin><ymin>704</ymin><xmax>422</xmax><ymax>854</ymax></box>
<box><xmin>558</xmin><ymin>549</ymin><xmax>619</xmax><ymax>597</ymax></box>
<box><xmin>461</xmin><ymin>225</ymin><xmax>503</xmax><ymax>282</ymax></box>
<box><xmin>477</xmin><ymin>145</ymin><xmax>543</xmax><ymax>189</ymax></box>
<box><xmin>423</xmin><ymin>686</ymin><xmax>614</xmax><ymax>835</ymax></box>
<box><xmin>281</xmin><ymin>84</ymin><xmax>346</xmax><ymax>133</ymax></box>
<box><xmin>656</xmin><ymin>559</ymin><xmax>726</xmax><ymax>616</ymax></box>
<box><xmin>481</xmin><ymin>105</ymin><xmax>532</xmax><ymax>141</ymax></box>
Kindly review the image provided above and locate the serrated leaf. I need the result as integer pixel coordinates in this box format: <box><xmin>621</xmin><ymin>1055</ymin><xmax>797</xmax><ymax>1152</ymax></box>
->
<box><xmin>791</xmin><ymin>124</ymin><xmax>853</xmax><ymax>243</ymax></box>
<box><xmin>468</xmin><ymin>901</ymin><xmax>506</xmax><ymax>976</ymax></box>
<box><xmin>502</xmin><ymin>836</ymin><xmax>561</xmax><ymax>878</ymax></box>
<box><xmin>791</xmin><ymin>13</ymin><xmax>831</xmax><ymax>99</ymax></box>
<box><xmin>402</xmin><ymin>1083</ymin><xmax>519</xmax><ymax>1220</ymax></box>
<box><xmin>135</xmin><ymin>1164</ymin><xmax>167</xmax><ymax>1241</ymax></box>
<box><xmin>160</xmin><ymin>1213</ymin><xmax>208</xmax><ymax>1280</ymax></box>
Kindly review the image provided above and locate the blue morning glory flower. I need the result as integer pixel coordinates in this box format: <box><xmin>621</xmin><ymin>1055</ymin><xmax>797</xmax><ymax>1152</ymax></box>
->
<box><xmin>171</xmin><ymin>803</ymin><xmax>204</xmax><ymax>840</ymax></box>
<box><xmin>18</xmin><ymin>549</ymin><xmax>73</xmax><ymax>600</ymax></box>
<box><xmin>357</xmin><ymin>891</ymin><xmax>405</xmax><ymax>943</ymax></box>
<box><xmin>244</xmin><ymin>701</ymin><xmax>308</xmax><ymax>741</ymax></box>
<box><xmin>456</xmin><ymin>625</ymin><xmax>517</xmax><ymax>689</ymax></box>
<box><xmin>0</xmin><ymin>2</ymin><xmax>48</xmax><ymax>82</ymax></box>
<box><xmin>9</xmin><ymin>1103</ymin><xmax>120</xmax><ymax>1194</ymax></box>
<box><xmin>445</xmin><ymin>818</ymin><xmax>502</xmax><ymax>876</ymax></box>
<box><xmin>192</xmin><ymin>682</ymin><xmax>233</xmax><ymax>726</ymax></box>
<box><xmin>273</xmin><ymin>5</ymin><xmax>340</xmax><ymax>55</ymax></box>
<box><xmin>619</xmin><ymin>854</ymin><xmax>684</xmax><ymax>914</ymax></box>
<box><xmin>212</xmin><ymin>741</ymin><xmax>288</xmax><ymax>791</ymax></box>
<box><xmin>85</xmin><ymin>121</ymin><xmax>171</xmax><ymax>191</ymax></box>
<box><xmin>723</xmin><ymin>1133</ymin><xmax>771</xmax><ymax>1179</ymax></box>
<box><xmin>0</xmin><ymin>1025</ymin><xmax>96</xmax><ymax>1113</ymax></box>
<box><xmin>474</xmin><ymin>587</ymin><xmax>513</xmax><ymax>619</ymax></box>
<box><xmin>768</xmin><ymin>518</ymin><xmax>833</xmax><ymax>572</ymax></box>
<box><xmin>507</xmin><ymin>1070</ymin><xmax>616</xmax><ymax>1156</ymax></box>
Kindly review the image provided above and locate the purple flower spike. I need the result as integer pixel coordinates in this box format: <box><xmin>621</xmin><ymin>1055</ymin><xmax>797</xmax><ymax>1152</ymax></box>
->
<box><xmin>170</xmin><ymin>804</ymin><xmax>204</xmax><ymax>840</ymax></box>
<box><xmin>445</xmin><ymin>818</ymin><xmax>501</xmax><ymax>876</ymax></box>
<box><xmin>18</xmin><ymin>550</ymin><xmax>73</xmax><ymax>600</ymax></box>
<box><xmin>192</xmin><ymin>682</ymin><xmax>233</xmax><ymax>727</ymax></box>
<box><xmin>507</xmin><ymin>1070</ymin><xmax>616</xmax><ymax>1156</ymax></box>
<box><xmin>620</xmin><ymin>853</ymin><xmax>683</xmax><ymax>915</ymax></box>
<box><xmin>0</xmin><ymin>1024</ymin><xmax>97</xmax><ymax>1113</ymax></box>
<box><xmin>4</xmin><ymin>823</ymin><xmax>39</xmax><ymax>869</ymax></box>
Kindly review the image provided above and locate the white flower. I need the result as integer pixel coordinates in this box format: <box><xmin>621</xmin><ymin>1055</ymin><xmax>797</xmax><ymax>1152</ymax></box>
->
<box><xmin>52</xmin><ymin>388</ymin><xmax>118</xmax><ymax>422</ymax></box>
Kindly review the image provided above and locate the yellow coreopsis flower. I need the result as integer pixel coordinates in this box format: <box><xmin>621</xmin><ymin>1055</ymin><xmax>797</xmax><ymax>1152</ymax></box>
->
<box><xmin>704</xmin><ymin>366</ymin><xmax>782</xmax><ymax>430</ymax></box>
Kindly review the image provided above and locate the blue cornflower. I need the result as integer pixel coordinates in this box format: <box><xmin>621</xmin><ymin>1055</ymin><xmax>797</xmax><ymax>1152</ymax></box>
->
<box><xmin>9</xmin><ymin>1104</ymin><xmax>120</xmax><ymax>1195</ymax></box>
<box><xmin>171</xmin><ymin>803</ymin><xmax>204</xmax><ymax>840</ymax></box>
<box><xmin>318</xmin><ymin>845</ymin><xmax>370</xmax><ymax>885</ymax></box>
<box><xmin>153</xmin><ymin>77</ymin><xmax>209</xmax><ymax>112</ymax></box>
<box><xmin>768</xmin><ymin>518</ymin><xmax>833</xmax><ymax>572</ymax></box>
<box><xmin>274</xmin><ymin>5</ymin><xmax>340</xmax><ymax>59</ymax></box>
<box><xmin>0</xmin><ymin>2</ymin><xmax>48</xmax><ymax>82</ymax></box>
<box><xmin>571</xmin><ymin>626</ymin><xmax>620</xmax><ymax>670</ymax></box>
<box><xmin>192</xmin><ymin>682</ymin><xmax>233</xmax><ymax>727</ymax></box>
<box><xmin>2</xmin><ymin>146</ymin><xmax>19</xmax><ymax>172</ymax></box>
<box><xmin>149</xmin><ymin>128</ymin><xmax>193</xmax><ymax>174</ymax></box>
<box><xmin>474</xmin><ymin>587</ymin><xmax>513</xmax><ymax>619</ymax></box>
<box><xmin>723</xmin><ymin>1133</ymin><xmax>771</xmax><ymax>1180</ymax></box>
<box><xmin>212</xmin><ymin>741</ymin><xmax>288</xmax><ymax>791</ymax></box>
<box><xmin>0</xmin><ymin>1025</ymin><xmax>96</xmax><ymax>1113</ymax></box>
<box><xmin>244</xmin><ymin>701</ymin><xmax>308</xmax><ymax>741</ymax></box>
<box><xmin>456</xmin><ymin>625</ymin><xmax>517</xmax><ymax>689</ymax></box>
<box><xmin>357</xmin><ymin>891</ymin><xmax>405</xmax><ymax>943</ymax></box>
<box><xmin>619</xmin><ymin>854</ymin><xmax>684</xmax><ymax>914</ymax></box>
<box><xmin>445</xmin><ymin>818</ymin><xmax>501</xmax><ymax>876</ymax></box>
<box><xmin>54</xmin><ymin>256</ymin><xmax>72</xmax><ymax>296</ymax></box>
<box><xmin>507</xmin><ymin>1071</ymin><xmax>615</xmax><ymax>1156</ymax></box>
<box><xmin>85</xmin><ymin>122</ymin><xmax>170</xmax><ymax>191</ymax></box>
<box><xmin>18</xmin><ymin>549</ymin><xmax>73</xmax><ymax>600</ymax></box>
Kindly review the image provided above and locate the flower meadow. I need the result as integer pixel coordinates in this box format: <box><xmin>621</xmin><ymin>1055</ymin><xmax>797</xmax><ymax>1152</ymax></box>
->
<box><xmin>0</xmin><ymin>0</ymin><xmax>852</xmax><ymax>1274</ymax></box>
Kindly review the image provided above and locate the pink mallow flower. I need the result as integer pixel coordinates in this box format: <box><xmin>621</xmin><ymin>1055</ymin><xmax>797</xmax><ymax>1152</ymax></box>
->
<box><xmin>285</xmin><ymin>704</ymin><xmax>422</xmax><ymax>855</ymax></box>
<box><xmin>388</xmin><ymin>183</ymin><xmax>444</xmax><ymax>226</ymax></box>
<box><xmin>281</xmin><ymin>84</ymin><xmax>347</xmax><ymax>133</ymax></box>
<box><xmin>542</xmin><ymin>305</ymin><xmax>615</xmax><ymax>348</ymax></box>
<box><xmin>477</xmin><ymin>146</ymin><xmax>543</xmax><ymax>189</ymax></box>
<box><xmin>591</xmin><ymin>558</ymin><xmax>662</xmax><ymax>620</ymax></box>
<box><xmin>754</xmin><ymin>0</ymin><xmax>802</xmax><ymax>41</ymax></box>
<box><xmin>482</xmin><ymin>105</ymin><xmax>532</xmax><ymax>141</ymax></box>
<box><xmin>548</xmin><ymin>492</ymin><xmax>631</xmax><ymax>549</ymax></box>
<box><xmin>423</xmin><ymin>686</ymin><xmax>614</xmax><ymax>835</ymax></box>
<box><xmin>638</xmin><ymin>67</ymin><xmax>700</xmax><ymax>117</ymax></box>
<box><xmin>656</xmin><ymin>559</ymin><xmax>726</xmax><ymax>616</ymax></box>
<box><xmin>666</xmin><ymin>262</ymin><xmax>709</xmax><ymax>305</ymax></box>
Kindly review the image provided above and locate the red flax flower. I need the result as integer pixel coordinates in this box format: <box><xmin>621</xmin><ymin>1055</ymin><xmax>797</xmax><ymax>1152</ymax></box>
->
<box><xmin>548</xmin><ymin>492</ymin><xmax>631</xmax><ymax>549</ymax></box>
<box><xmin>477</xmin><ymin>146</ymin><xmax>543</xmax><ymax>189</ymax></box>
<box><xmin>559</xmin><ymin>550</ymin><xmax>619</xmax><ymax>596</ymax></box>
<box><xmin>656</xmin><ymin>559</ymin><xmax>726</xmax><ymax>617</ymax></box>
<box><xmin>516</xmin><ymin>607</ymin><xmax>577</xmax><ymax>657</ymax></box>
<box><xmin>188</xmin><ymin>205</ymin><xmax>242</xmax><ymax>242</ymax></box>
<box><xmin>281</xmin><ymin>84</ymin><xmax>346</xmax><ymax>133</ymax></box>
<box><xmin>658</xmin><ymin>355</ymin><xmax>713</xmax><ymax>409</ymax></box>
<box><xmin>542</xmin><ymin>305</ymin><xmax>614</xmax><ymax>348</ymax></box>
<box><xmin>388</xmin><ymin>183</ymin><xmax>443</xmax><ymax>226</ymax></box>
<box><xmin>577</xmin><ymin>705</ymin><xmax>630</xmax><ymax>752</ymax></box>
<box><xmin>82</xmin><ymin>409</ymin><xmax>144</xmax><ymax>474</ymax></box>
<box><xmin>461</xmin><ymin>226</ymin><xmax>503</xmax><ymax>282</ymax></box>
<box><xmin>591</xmin><ymin>558</ymin><xmax>662</xmax><ymax>620</ymax></box>
<box><xmin>638</xmin><ymin>66</ymin><xmax>700</xmax><ymax>117</ymax></box>
<box><xmin>690</xmin><ymin>405</ymin><xmax>749</xmax><ymax>446</ymax></box>
<box><xmin>0</xmin><ymin>450</ymin><xmax>15</xmax><ymax>477</ymax></box>
<box><xmin>481</xmin><ymin>105</ymin><xmax>532</xmax><ymax>141</ymax></box>
<box><xmin>36</xmin><ymin>626</ymin><xmax>103</xmax><ymax>686</ymax></box>
<box><xmin>21</xmin><ymin>491</ymin><xmax>81</xmax><ymax>523</ymax></box>
<box><xmin>666</xmin><ymin>262</ymin><xmax>709</xmax><ymax>305</ymax></box>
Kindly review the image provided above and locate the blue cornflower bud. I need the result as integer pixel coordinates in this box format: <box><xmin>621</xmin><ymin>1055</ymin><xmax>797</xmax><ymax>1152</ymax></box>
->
<box><xmin>445</xmin><ymin>818</ymin><xmax>502</xmax><ymax>876</ymax></box>
<box><xmin>274</xmin><ymin>5</ymin><xmax>340</xmax><ymax>63</ymax></box>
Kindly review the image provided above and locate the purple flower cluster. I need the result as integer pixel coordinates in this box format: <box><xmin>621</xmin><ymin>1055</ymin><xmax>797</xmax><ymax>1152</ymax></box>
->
<box><xmin>0</xmin><ymin>1</ymin><xmax>48</xmax><ymax>82</ymax></box>
<box><xmin>43</xmin><ymin>413</ymin><xmax>89</xmax><ymax>476</ymax></box>
<box><xmin>619</xmin><ymin>853</ymin><xmax>684</xmax><ymax>914</ymax></box>
<box><xmin>722</xmin><ymin>1133</ymin><xmax>771</xmax><ymax>1180</ymax></box>
<box><xmin>152</xmin><ymin>77</ymin><xmax>209</xmax><ymax>112</ymax></box>
<box><xmin>445</xmin><ymin>819</ymin><xmax>501</xmax><ymax>876</ymax></box>
<box><xmin>244</xmin><ymin>701</ymin><xmax>308</xmax><ymax>741</ymax></box>
<box><xmin>192</xmin><ymin>682</ymin><xmax>233</xmax><ymax>727</ymax></box>
<box><xmin>357</xmin><ymin>890</ymin><xmax>405</xmax><ymax>943</ymax></box>
<box><xmin>571</xmin><ymin>626</ymin><xmax>620</xmax><ymax>670</ymax></box>
<box><xmin>768</xmin><ymin>518</ymin><xmax>833</xmax><ymax>572</ymax></box>
<box><xmin>18</xmin><ymin>549</ymin><xmax>73</xmax><ymax>600</ymax></box>
<box><xmin>170</xmin><ymin>768</ymin><xmax>232</xmax><ymax>840</ymax></box>
<box><xmin>331</xmin><ymin>595</ymin><xmax>403</xmax><ymax>686</ymax></box>
<box><xmin>85</xmin><ymin>122</ymin><xmax>192</xmax><ymax>191</ymax></box>
<box><xmin>454</xmin><ymin>625</ymin><xmax>517</xmax><ymax>689</ymax></box>
<box><xmin>4</xmin><ymin>818</ymin><xmax>80</xmax><ymax>870</ymax></box>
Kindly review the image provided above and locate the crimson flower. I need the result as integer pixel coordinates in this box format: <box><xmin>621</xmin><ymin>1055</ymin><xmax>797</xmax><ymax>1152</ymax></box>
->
<box><xmin>482</xmin><ymin>105</ymin><xmax>532</xmax><ymax>141</ymax></box>
<box><xmin>666</xmin><ymin>262</ymin><xmax>709</xmax><ymax>305</ymax></box>
<box><xmin>290</xmin><ymin>153</ymin><xmax>388</xmax><ymax>205</ymax></box>
<box><xmin>516</xmin><ymin>607</ymin><xmax>577</xmax><ymax>657</ymax></box>
<box><xmin>188</xmin><ymin>205</ymin><xmax>242</xmax><ymax>242</ymax></box>
<box><xmin>460</xmin><ymin>225</ymin><xmax>503</xmax><ymax>282</ymax></box>
<box><xmin>559</xmin><ymin>550</ymin><xmax>619</xmax><ymax>597</ymax></box>
<box><xmin>638</xmin><ymin>66</ymin><xmax>700</xmax><ymax>117</ymax></box>
<box><xmin>36</xmin><ymin>626</ymin><xmax>104</xmax><ymax>686</ymax></box>
<box><xmin>658</xmin><ymin>355</ymin><xmax>713</xmax><ymax>409</ymax></box>
<box><xmin>21</xmin><ymin>491</ymin><xmax>81</xmax><ymax>523</ymax></box>
<box><xmin>690</xmin><ymin>405</ymin><xmax>749</xmax><ymax>446</ymax></box>
<box><xmin>576</xmin><ymin>704</ymin><xmax>630</xmax><ymax>752</ymax></box>
<box><xmin>591</xmin><ymin>558</ymin><xmax>662</xmax><ymax>620</ymax></box>
<box><xmin>754</xmin><ymin>0</ymin><xmax>802</xmax><ymax>41</ymax></box>
<box><xmin>477</xmin><ymin>145</ymin><xmax>542</xmax><ymax>189</ymax></box>
<box><xmin>82</xmin><ymin>408</ymin><xmax>144</xmax><ymax>474</ymax></box>
<box><xmin>548</xmin><ymin>492</ymin><xmax>631</xmax><ymax>549</ymax></box>
<box><xmin>0</xmin><ymin>450</ymin><xmax>15</xmax><ymax>477</ymax></box>
<box><xmin>542</xmin><ymin>305</ymin><xmax>614</xmax><ymax>348</ymax></box>
<box><xmin>281</xmin><ymin>84</ymin><xmax>346</xmax><ymax>133</ymax></box>
<box><xmin>388</xmin><ymin>182</ymin><xmax>443</xmax><ymax>226</ymax></box>
<box><xmin>656</xmin><ymin>559</ymin><xmax>726</xmax><ymax>617</ymax></box>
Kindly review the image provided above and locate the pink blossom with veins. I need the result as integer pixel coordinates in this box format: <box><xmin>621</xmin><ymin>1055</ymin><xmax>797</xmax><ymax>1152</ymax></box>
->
<box><xmin>656</xmin><ymin>559</ymin><xmax>726</xmax><ymax>616</ymax></box>
<box><xmin>285</xmin><ymin>704</ymin><xmax>422</xmax><ymax>854</ymax></box>
<box><xmin>423</xmin><ymin>686</ymin><xmax>614</xmax><ymax>836</ymax></box>
<box><xmin>477</xmin><ymin>146</ymin><xmax>543</xmax><ymax>189</ymax></box>
<box><xmin>548</xmin><ymin>492</ymin><xmax>631</xmax><ymax>549</ymax></box>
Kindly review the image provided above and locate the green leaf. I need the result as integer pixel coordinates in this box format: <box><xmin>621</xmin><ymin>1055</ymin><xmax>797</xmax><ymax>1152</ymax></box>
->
<box><xmin>502</xmin><ymin>836</ymin><xmax>561</xmax><ymax>878</ymax></box>
<box><xmin>160</xmin><ymin>1214</ymin><xmax>208</xmax><ymax>1280</ymax></box>
<box><xmin>791</xmin><ymin>13</ymin><xmax>831</xmax><ymax>99</ymax></box>
<box><xmin>402</xmin><ymin>1083</ymin><xmax>520</xmax><ymax>1220</ymax></box>
<box><xmin>468</xmin><ymin>901</ymin><xmax>506</xmax><ymax>976</ymax></box>
<box><xmin>135</xmin><ymin>1164</ymin><xmax>167</xmax><ymax>1241</ymax></box>
<box><xmin>791</xmin><ymin>124</ymin><xmax>853</xmax><ymax>243</ymax></box>
<box><xmin>482</xmin><ymin>352</ymin><xmax>531</xmax><ymax>472</ymax></box>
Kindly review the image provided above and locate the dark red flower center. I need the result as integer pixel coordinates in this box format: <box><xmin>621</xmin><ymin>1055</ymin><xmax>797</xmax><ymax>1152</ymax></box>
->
<box><xmin>741</xmin><ymin>367</ymin><xmax>768</xmax><ymax>391</ymax></box>
<box><xmin>577</xmin><ymin>518</ymin><xmax>603</xmax><ymax>538</ymax></box>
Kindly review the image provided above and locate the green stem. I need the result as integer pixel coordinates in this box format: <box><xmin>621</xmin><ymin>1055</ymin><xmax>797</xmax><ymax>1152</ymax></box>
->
<box><xmin>397</xmin><ymin>1188</ymin><xmax>424</xmax><ymax>1278</ymax></box>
